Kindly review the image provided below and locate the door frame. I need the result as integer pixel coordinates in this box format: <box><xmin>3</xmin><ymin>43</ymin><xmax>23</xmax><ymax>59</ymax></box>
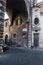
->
<box><xmin>34</xmin><ymin>33</ymin><xmax>39</xmax><ymax>47</ymax></box>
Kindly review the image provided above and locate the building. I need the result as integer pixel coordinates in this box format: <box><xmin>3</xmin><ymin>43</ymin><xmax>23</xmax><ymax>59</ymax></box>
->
<box><xmin>4</xmin><ymin>0</ymin><xmax>42</xmax><ymax>48</ymax></box>
<box><xmin>4</xmin><ymin>15</ymin><xmax>28</xmax><ymax>47</ymax></box>
<box><xmin>3</xmin><ymin>0</ymin><xmax>43</xmax><ymax>48</ymax></box>
<box><xmin>4</xmin><ymin>19</ymin><xmax>10</xmax><ymax>44</ymax></box>
<box><xmin>32</xmin><ymin>2</ymin><xmax>43</xmax><ymax>48</ymax></box>
<box><xmin>3</xmin><ymin>0</ymin><xmax>30</xmax><ymax>47</ymax></box>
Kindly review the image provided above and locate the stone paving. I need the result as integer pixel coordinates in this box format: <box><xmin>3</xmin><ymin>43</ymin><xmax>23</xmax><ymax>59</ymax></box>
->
<box><xmin>0</xmin><ymin>47</ymin><xmax>43</xmax><ymax>65</ymax></box>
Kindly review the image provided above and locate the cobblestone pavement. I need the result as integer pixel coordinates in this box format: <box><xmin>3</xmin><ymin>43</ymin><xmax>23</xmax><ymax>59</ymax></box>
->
<box><xmin>0</xmin><ymin>47</ymin><xmax>43</xmax><ymax>65</ymax></box>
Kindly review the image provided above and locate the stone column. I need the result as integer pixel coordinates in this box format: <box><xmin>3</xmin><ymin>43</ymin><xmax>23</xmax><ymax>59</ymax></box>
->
<box><xmin>27</xmin><ymin>0</ymin><xmax>32</xmax><ymax>48</ymax></box>
<box><xmin>0</xmin><ymin>0</ymin><xmax>6</xmax><ymax>52</ymax></box>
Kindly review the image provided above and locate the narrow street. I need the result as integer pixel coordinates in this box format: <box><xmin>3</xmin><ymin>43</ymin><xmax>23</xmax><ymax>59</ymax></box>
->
<box><xmin>0</xmin><ymin>47</ymin><xmax>43</xmax><ymax>65</ymax></box>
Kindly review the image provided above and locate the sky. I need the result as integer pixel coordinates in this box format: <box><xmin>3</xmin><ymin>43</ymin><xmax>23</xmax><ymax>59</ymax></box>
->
<box><xmin>37</xmin><ymin>0</ymin><xmax>43</xmax><ymax>3</ymax></box>
<box><xmin>4</xmin><ymin>0</ymin><xmax>43</xmax><ymax>19</ymax></box>
<box><xmin>4</xmin><ymin>12</ymin><xmax>9</xmax><ymax>19</ymax></box>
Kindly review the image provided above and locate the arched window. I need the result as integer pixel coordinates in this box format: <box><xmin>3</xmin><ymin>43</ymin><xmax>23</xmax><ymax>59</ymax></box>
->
<box><xmin>5</xmin><ymin>22</ymin><xmax>7</xmax><ymax>27</ymax></box>
<box><xmin>15</xmin><ymin>19</ymin><xmax>18</xmax><ymax>25</ymax></box>
<box><xmin>34</xmin><ymin>17</ymin><xmax>39</xmax><ymax>25</ymax></box>
<box><xmin>20</xmin><ymin>19</ymin><xmax>23</xmax><ymax>25</ymax></box>
<box><xmin>15</xmin><ymin>18</ymin><xmax>23</xmax><ymax>25</ymax></box>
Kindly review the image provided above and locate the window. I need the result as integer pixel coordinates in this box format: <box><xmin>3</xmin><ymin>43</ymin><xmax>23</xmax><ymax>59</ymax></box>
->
<box><xmin>22</xmin><ymin>32</ymin><xmax>26</xmax><ymax>38</ymax></box>
<box><xmin>34</xmin><ymin>17</ymin><xmax>39</xmax><ymax>25</ymax></box>
<box><xmin>15</xmin><ymin>19</ymin><xmax>23</xmax><ymax>25</ymax></box>
<box><xmin>5</xmin><ymin>22</ymin><xmax>7</xmax><ymax>27</ymax></box>
<box><xmin>20</xmin><ymin>19</ymin><xmax>22</xmax><ymax>25</ymax></box>
<box><xmin>40</xmin><ymin>12</ymin><xmax>43</xmax><ymax>15</ymax></box>
<box><xmin>35</xmin><ymin>9</ymin><xmax>38</xmax><ymax>12</ymax></box>
<box><xmin>13</xmin><ymin>34</ymin><xmax>16</xmax><ymax>38</ymax></box>
<box><xmin>22</xmin><ymin>33</ymin><xmax>26</xmax><ymax>35</ymax></box>
<box><xmin>15</xmin><ymin>20</ymin><xmax>18</xmax><ymax>25</ymax></box>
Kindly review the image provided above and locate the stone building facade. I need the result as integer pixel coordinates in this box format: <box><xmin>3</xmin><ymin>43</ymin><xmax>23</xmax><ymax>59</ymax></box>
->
<box><xmin>3</xmin><ymin>0</ymin><xmax>43</xmax><ymax>48</ymax></box>
<box><xmin>4</xmin><ymin>0</ymin><xmax>31</xmax><ymax>47</ymax></box>
<box><xmin>32</xmin><ymin>2</ymin><xmax>43</xmax><ymax>48</ymax></box>
<box><xmin>4</xmin><ymin>15</ymin><xmax>27</xmax><ymax>47</ymax></box>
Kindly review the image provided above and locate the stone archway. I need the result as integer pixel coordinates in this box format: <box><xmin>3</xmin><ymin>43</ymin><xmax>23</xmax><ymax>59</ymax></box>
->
<box><xmin>5</xmin><ymin>0</ymin><xmax>29</xmax><ymax>47</ymax></box>
<box><xmin>0</xmin><ymin>0</ymin><xmax>32</xmax><ymax>48</ymax></box>
<box><xmin>6</xmin><ymin>0</ymin><xmax>28</xmax><ymax>25</ymax></box>
<box><xmin>4</xmin><ymin>0</ymin><xmax>32</xmax><ymax>48</ymax></box>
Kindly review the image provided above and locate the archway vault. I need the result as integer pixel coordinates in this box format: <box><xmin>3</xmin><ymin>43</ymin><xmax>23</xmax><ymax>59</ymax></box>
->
<box><xmin>6</xmin><ymin>0</ymin><xmax>28</xmax><ymax>25</ymax></box>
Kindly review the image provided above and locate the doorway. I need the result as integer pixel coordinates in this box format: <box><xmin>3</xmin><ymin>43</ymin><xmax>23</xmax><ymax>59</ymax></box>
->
<box><xmin>5</xmin><ymin>35</ymin><xmax>8</xmax><ymax>45</ymax></box>
<box><xmin>34</xmin><ymin>33</ymin><xmax>39</xmax><ymax>47</ymax></box>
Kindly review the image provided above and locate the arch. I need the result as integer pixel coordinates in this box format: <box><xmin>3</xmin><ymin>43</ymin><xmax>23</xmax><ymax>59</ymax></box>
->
<box><xmin>6</xmin><ymin>0</ymin><xmax>28</xmax><ymax>25</ymax></box>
